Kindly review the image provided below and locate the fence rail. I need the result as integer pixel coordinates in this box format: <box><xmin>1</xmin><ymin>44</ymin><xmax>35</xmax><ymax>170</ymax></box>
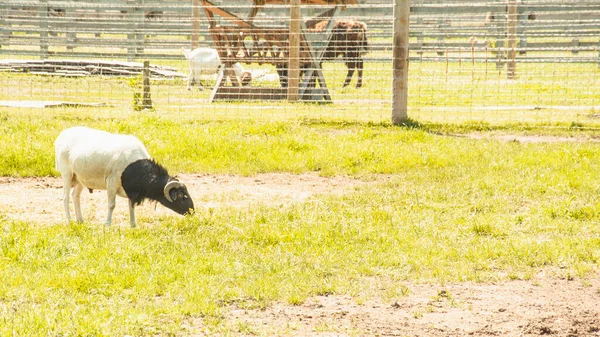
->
<box><xmin>0</xmin><ymin>0</ymin><xmax>599</xmax><ymax>125</ymax></box>
<box><xmin>1</xmin><ymin>0</ymin><xmax>599</xmax><ymax>64</ymax></box>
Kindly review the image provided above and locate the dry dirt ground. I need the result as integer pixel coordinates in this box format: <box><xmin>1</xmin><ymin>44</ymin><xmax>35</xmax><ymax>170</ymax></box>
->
<box><xmin>222</xmin><ymin>276</ymin><xmax>600</xmax><ymax>337</ymax></box>
<box><xmin>1</xmin><ymin>173</ymin><xmax>600</xmax><ymax>337</ymax></box>
<box><xmin>0</xmin><ymin>173</ymin><xmax>367</xmax><ymax>225</ymax></box>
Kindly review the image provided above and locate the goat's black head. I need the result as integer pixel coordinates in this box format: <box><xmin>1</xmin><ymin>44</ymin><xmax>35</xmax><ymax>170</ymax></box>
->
<box><xmin>122</xmin><ymin>159</ymin><xmax>194</xmax><ymax>216</ymax></box>
<box><xmin>161</xmin><ymin>179</ymin><xmax>194</xmax><ymax>215</ymax></box>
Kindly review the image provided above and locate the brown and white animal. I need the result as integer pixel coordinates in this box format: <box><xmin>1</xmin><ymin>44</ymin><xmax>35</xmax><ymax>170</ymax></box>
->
<box><xmin>54</xmin><ymin>126</ymin><xmax>194</xmax><ymax>227</ymax></box>
<box><xmin>317</xmin><ymin>19</ymin><xmax>369</xmax><ymax>88</ymax></box>
<box><xmin>277</xmin><ymin>19</ymin><xmax>369</xmax><ymax>88</ymax></box>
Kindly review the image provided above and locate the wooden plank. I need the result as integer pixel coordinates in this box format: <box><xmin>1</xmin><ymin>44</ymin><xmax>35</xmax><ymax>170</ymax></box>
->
<box><xmin>411</xmin><ymin>4</ymin><xmax>600</xmax><ymax>15</ymax></box>
<box><xmin>297</xmin><ymin>6</ymin><xmax>337</xmax><ymax>102</ymax></box>
<box><xmin>257</xmin><ymin>0</ymin><xmax>357</xmax><ymax>5</ymax></box>
<box><xmin>0</xmin><ymin>100</ymin><xmax>107</xmax><ymax>108</ymax></box>
<box><xmin>212</xmin><ymin>87</ymin><xmax>287</xmax><ymax>101</ymax></box>
<box><xmin>304</xmin><ymin>7</ymin><xmax>337</xmax><ymax>29</ymax></box>
<box><xmin>202</xmin><ymin>0</ymin><xmax>255</xmax><ymax>29</ymax></box>
<box><xmin>0</xmin><ymin>59</ymin><xmax>186</xmax><ymax>77</ymax></box>
<box><xmin>392</xmin><ymin>0</ymin><xmax>410</xmax><ymax>125</ymax></box>
<box><xmin>287</xmin><ymin>0</ymin><xmax>300</xmax><ymax>101</ymax></box>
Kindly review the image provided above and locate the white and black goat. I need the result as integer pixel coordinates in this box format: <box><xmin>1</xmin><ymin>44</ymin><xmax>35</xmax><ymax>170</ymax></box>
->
<box><xmin>182</xmin><ymin>47</ymin><xmax>251</xmax><ymax>90</ymax></box>
<box><xmin>54</xmin><ymin>126</ymin><xmax>194</xmax><ymax>227</ymax></box>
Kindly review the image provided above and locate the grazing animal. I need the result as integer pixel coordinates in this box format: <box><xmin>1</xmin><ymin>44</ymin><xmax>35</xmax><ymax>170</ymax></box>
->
<box><xmin>183</xmin><ymin>47</ymin><xmax>251</xmax><ymax>90</ymax></box>
<box><xmin>316</xmin><ymin>19</ymin><xmax>369</xmax><ymax>88</ymax></box>
<box><xmin>277</xmin><ymin>19</ymin><xmax>369</xmax><ymax>88</ymax></box>
<box><xmin>54</xmin><ymin>126</ymin><xmax>194</xmax><ymax>227</ymax></box>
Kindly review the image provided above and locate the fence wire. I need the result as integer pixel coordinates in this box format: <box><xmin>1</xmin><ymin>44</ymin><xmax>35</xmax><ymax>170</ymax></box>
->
<box><xmin>0</xmin><ymin>0</ymin><xmax>599</xmax><ymax>124</ymax></box>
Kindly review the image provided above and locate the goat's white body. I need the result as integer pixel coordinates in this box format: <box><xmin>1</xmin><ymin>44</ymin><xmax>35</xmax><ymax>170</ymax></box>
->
<box><xmin>54</xmin><ymin>126</ymin><xmax>150</xmax><ymax>226</ymax></box>
<box><xmin>183</xmin><ymin>47</ymin><xmax>245</xmax><ymax>90</ymax></box>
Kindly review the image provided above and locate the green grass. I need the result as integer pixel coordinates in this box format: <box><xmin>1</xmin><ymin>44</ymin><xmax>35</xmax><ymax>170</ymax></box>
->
<box><xmin>0</xmin><ymin>56</ymin><xmax>600</xmax><ymax>334</ymax></box>
<box><xmin>2</xmin><ymin>161</ymin><xmax>600</xmax><ymax>334</ymax></box>
<box><xmin>2</xmin><ymin>108</ymin><xmax>600</xmax><ymax>177</ymax></box>
<box><xmin>2</xmin><ymin>109</ymin><xmax>600</xmax><ymax>334</ymax></box>
<box><xmin>1</xmin><ymin>58</ymin><xmax>599</xmax><ymax>124</ymax></box>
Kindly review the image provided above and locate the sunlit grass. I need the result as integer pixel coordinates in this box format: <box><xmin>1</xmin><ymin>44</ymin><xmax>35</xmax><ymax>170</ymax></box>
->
<box><xmin>2</xmin><ymin>156</ymin><xmax>600</xmax><ymax>334</ymax></box>
<box><xmin>1</xmin><ymin>59</ymin><xmax>598</xmax><ymax>124</ymax></box>
<box><xmin>1</xmin><ymin>55</ymin><xmax>600</xmax><ymax>335</ymax></box>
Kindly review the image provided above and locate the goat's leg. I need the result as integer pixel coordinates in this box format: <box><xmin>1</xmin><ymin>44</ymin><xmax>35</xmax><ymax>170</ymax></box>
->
<box><xmin>356</xmin><ymin>59</ymin><xmax>364</xmax><ymax>88</ymax></box>
<box><xmin>105</xmin><ymin>178</ymin><xmax>119</xmax><ymax>225</ymax></box>
<box><xmin>128</xmin><ymin>199</ymin><xmax>137</xmax><ymax>228</ymax></box>
<box><xmin>61</xmin><ymin>173</ymin><xmax>73</xmax><ymax>223</ymax></box>
<box><xmin>106</xmin><ymin>191</ymin><xmax>116</xmax><ymax>225</ymax></box>
<box><xmin>71</xmin><ymin>182</ymin><xmax>84</xmax><ymax>223</ymax></box>
<box><xmin>343</xmin><ymin>62</ymin><xmax>356</xmax><ymax>88</ymax></box>
<box><xmin>187</xmin><ymin>71</ymin><xmax>194</xmax><ymax>90</ymax></box>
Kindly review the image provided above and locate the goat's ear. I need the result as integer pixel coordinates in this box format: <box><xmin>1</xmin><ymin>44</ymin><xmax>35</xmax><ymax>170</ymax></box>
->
<box><xmin>169</xmin><ymin>189</ymin><xmax>178</xmax><ymax>201</ymax></box>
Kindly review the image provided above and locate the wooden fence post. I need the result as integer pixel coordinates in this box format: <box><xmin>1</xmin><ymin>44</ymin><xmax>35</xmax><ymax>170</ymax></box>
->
<box><xmin>142</xmin><ymin>60</ymin><xmax>153</xmax><ymax>109</ymax></box>
<box><xmin>287</xmin><ymin>0</ymin><xmax>300</xmax><ymax>101</ymax></box>
<box><xmin>507</xmin><ymin>0</ymin><xmax>517</xmax><ymax>79</ymax></box>
<box><xmin>392</xmin><ymin>0</ymin><xmax>410</xmax><ymax>124</ymax></box>
<box><xmin>192</xmin><ymin>0</ymin><xmax>201</xmax><ymax>49</ymax></box>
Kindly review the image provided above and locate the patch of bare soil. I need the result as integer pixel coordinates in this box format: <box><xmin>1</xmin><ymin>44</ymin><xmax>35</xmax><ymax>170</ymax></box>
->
<box><xmin>0</xmin><ymin>173</ymin><xmax>367</xmax><ymax>225</ymax></box>
<box><xmin>221</xmin><ymin>275</ymin><xmax>600</xmax><ymax>337</ymax></box>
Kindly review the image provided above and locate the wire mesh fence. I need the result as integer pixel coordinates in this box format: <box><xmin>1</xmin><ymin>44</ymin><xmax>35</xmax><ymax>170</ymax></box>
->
<box><xmin>0</xmin><ymin>0</ymin><xmax>599</xmax><ymax>124</ymax></box>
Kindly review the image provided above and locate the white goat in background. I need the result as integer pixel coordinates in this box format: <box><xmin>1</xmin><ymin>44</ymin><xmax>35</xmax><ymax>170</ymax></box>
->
<box><xmin>183</xmin><ymin>47</ymin><xmax>247</xmax><ymax>90</ymax></box>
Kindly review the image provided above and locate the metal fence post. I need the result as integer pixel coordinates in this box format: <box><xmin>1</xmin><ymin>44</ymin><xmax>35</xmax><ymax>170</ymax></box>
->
<box><xmin>392</xmin><ymin>0</ymin><xmax>410</xmax><ymax>124</ymax></box>
<box><xmin>65</xmin><ymin>8</ymin><xmax>77</xmax><ymax>51</ymax></box>
<box><xmin>492</xmin><ymin>0</ymin><xmax>505</xmax><ymax>70</ymax></box>
<box><xmin>518</xmin><ymin>0</ymin><xmax>527</xmax><ymax>55</ymax></box>
<box><xmin>39</xmin><ymin>0</ymin><xmax>49</xmax><ymax>59</ymax></box>
<box><xmin>192</xmin><ymin>0</ymin><xmax>201</xmax><ymax>49</ymax></box>
<box><xmin>507</xmin><ymin>0</ymin><xmax>517</xmax><ymax>79</ymax></box>
<box><xmin>127</xmin><ymin>0</ymin><xmax>136</xmax><ymax>61</ymax></box>
<box><xmin>127</xmin><ymin>0</ymin><xmax>144</xmax><ymax>60</ymax></box>
<box><xmin>136</xmin><ymin>0</ymin><xmax>145</xmax><ymax>55</ymax></box>
<box><xmin>0</xmin><ymin>5</ymin><xmax>9</xmax><ymax>48</ymax></box>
